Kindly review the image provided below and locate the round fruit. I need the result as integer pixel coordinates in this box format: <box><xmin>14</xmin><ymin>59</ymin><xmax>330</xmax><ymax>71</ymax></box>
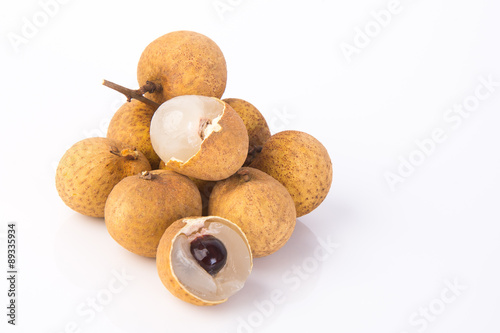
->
<box><xmin>222</xmin><ymin>98</ymin><xmax>271</xmax><ymax>165</ymax></box>
<box><xmin>137</xmin><ymin>30</ymin><xmax>227</xmax><ymax>104</ymax></box>
<box><xmin>107</xmin><ymin>100</ymin><xmax>160</xmax><ymax>169</ymax></box>
<box><xmin>105</xmin><ymin>170</ymin><xmax>202</xmax><ymax>257</ymax></box>
<box><xmin>209</xmin><ymin>167</ymin><xmax>296</xmax><ymax>257</ymax></box>
<box><xmin>150</xmin><ymin>95</ymin><xmax>249</xmax><ymax>181</ymax></box>
<box><xmin>56</xmin><ymin>137</ymin><xmax>151</xmax><ymax>217</ymax></box>
<box><xmin>156</xmin><ymin>216</ymin><xmax>252</xmax><ymax>306</ymax></box>
<box><xmin>250</xmin><ymin>130</ymin><xmax>332</xmax><ymax>217</ymax></box>
<box><xmin>158</xmin><ymin>160</ymin><xmax>215</xmax><ymax>215</ymax></box>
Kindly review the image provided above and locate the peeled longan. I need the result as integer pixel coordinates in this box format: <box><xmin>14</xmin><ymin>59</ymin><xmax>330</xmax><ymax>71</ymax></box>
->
<box><xmin>156</xmin><ymin>216</ymin><xmax>253</xmax><ymax>306</ymax></box>
<box><xmin>250</xmin><ymin>131</ymin><xmax>332</xmax><ymax>217</ymax></box>
<box><xmin>137</xmin><ymin>31</ymin><xmax>227</xmax><ymax>104</ymax></box>
<box><xmin>150</xmin><ymin>95</ymin><xmax>248</xmax><ymax>181</ymax></box>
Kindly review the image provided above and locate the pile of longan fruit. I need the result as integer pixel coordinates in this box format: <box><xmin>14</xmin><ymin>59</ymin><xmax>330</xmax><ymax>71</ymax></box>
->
<box><xmin>56</xmin><ymin>31</ymin><xmax>332</xmax><ymax>305</ymax></box>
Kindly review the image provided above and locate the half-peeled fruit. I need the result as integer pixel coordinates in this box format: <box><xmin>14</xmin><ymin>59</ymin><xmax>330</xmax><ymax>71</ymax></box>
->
<box><xmin>156</xmin><ymin>216</ymin><xmax>253</xmax><ymax>306</ymax></box>
<box><xmin>150</xmin><ymin>95</ymin><xmax>249</xmax><ymax>181</ymax></box>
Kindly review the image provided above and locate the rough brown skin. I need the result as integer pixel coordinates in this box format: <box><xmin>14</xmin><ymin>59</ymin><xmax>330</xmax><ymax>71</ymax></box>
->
<box><xmin>107</xmin><ymin>100</ymin><xmax>160</xmax><ymax>169</ymax></box>
<box><xmin>209</xmin><ymin>167</ymin><xmax>296</xmax><ymax>257</ymax></box>
<box><xmin>55</xmin><ymin>137</ymin><xmax>151</xmax><ymax>217</ymax></box>
<box><xmin>165</xmin><ymin>100</ymin><xmax>249</xmax><ymax>181</ymax></box>
<box><xmin>104</xmin><ymin>170</ymin><xmax>202</xmax><ymax>257</ymax></box>
<box><xmin>250</xmin><ymin>131</ymin><xmax>333</xmax><ymax>217</ymax></box>
<box><xmin>137</xmin><ymin>31</ymin><xmax>227</xmax><ymax>104</ymax></box>
<box><xmin>222</xmin><ymin>98</ymin><xmax>271</xmax><ymax>162</ymax></box>
<box><xmin>158</xmin><ymin>161</ymin><xmax>216</xmax><ymax>216</ymax></box>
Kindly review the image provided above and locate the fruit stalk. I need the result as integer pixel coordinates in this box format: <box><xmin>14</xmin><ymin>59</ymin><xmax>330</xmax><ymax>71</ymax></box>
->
<box><xmin>102</xmin><ymin>80</ymin><xmax>161</xmax><ymax>109</ymax></box>
<box><xmin>139</xmin><ymin>170</ymin><xmax>153</xmax><ymax>180</ymax></box>
<box><xmin>237</xmin><ymin>169</ymin><xmax>251</xmax><ymax>182</ymax></box>
<box><xmin>110</xmin><ymin>147</ymin><xmax>140</xmax><ymax>160</ymax></box>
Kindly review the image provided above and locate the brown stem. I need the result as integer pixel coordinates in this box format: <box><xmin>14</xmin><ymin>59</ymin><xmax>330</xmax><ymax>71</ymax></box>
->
<box><xmin>110</xmin><ymin>147</ymin><xmax>139</xmax><ymax>160</ymax></box>
<box><xmin>102</xmin><ymin>80</ymin><xmax>161</xmax><ymax>109</ymax></box>
<box><xmin>138</xmin><ymin>81</ymin><xmax>162</xmax><ymax>95</ymax></box>
<box><xmin>139</xmin><ymin>170</ymin><xmax>153</xmax><ymax>180</ymax></box>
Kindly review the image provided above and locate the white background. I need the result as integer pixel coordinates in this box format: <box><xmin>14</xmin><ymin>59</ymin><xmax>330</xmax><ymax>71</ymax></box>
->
<box><xmin>1</xmin><ymin>0</ymin><xmax>500</xmax><ymax>332</ymax></box>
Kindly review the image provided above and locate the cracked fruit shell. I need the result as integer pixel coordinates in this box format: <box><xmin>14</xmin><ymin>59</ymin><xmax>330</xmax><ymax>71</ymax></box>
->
<box><xmin>150</xmin><ymin>95</ymin><xmax>248</xmax><ymax>181</ymax></box>
<box><xmin>156</xmin><ymin>216</ymin><xmax>252</xmax><ymax>306</ymax></box>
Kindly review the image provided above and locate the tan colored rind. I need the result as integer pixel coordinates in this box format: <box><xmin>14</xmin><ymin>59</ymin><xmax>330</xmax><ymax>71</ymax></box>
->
<box><xmin>222</xmin><ymin>98</ymin><xmax>271</xmax><ymax>148</ymax></box>
<box><xmin>209</xmin><ymin>168</ymin><xmax>296</xmax><ymax>257</ymax></box>
<box><xmin>250</xmin><ymin>131</ymin><xmax>332</xmax><ymax>217</ymax></box>
<box><xmin>137</xmin><ymin>31</ymin><xmax>227</xmax><ymax>104</ymax></box>
<box><xmin>55</xmin><ymin>137</ymin><xmax>151</xmax><ymax>217</ymax></box>
<box><xmin>158</xmin><ymin>162</ymin><xmax>216</xmax><ymax>212</ymax></box>
<box><xmin>107</xmin><ymin>100</ymin><xmax>160</xmax><ymax>169</ymax></box>
<box><xmin>105</xmin><ymin>170</ymin><xmax>202</xmax><ymax>257</ymax></box>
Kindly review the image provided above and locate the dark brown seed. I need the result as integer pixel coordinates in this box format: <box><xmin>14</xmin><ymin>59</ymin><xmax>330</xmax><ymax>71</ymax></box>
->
<box><xmin>190</xmin><ymin>235</ymin><xmax>227</xmax><ymax>276</ymax></box>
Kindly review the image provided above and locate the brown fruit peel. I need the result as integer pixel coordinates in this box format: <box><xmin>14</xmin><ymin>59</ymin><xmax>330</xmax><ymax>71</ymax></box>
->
<box><xmin>222</xmin><ymin>98</ymin><xmax>271</xmax><ymax>166</ymax></box>
<box><xmin>208</xmin><ymin>167</ymin><xmax>296</xmax><ymax>258</ymax></box>
<box><xmin>56</xmin><ymin>137</ymin><xmax>151</xmax><ymax>218</ymax></box>
<box><xmin>107</xmin><ymin>100</ymin><xmax>161</xmax><ymax>169</ymax></box>
<box><xmin>250</xmin><ymin>131</ymin><xmax>333</xmax><ymax>217</ymax></box>
<box><xmin>137</xmin><ymin>31</ymin><xmax>227</xmax><ymax>104</ymax></box>
<box><xmin>105</xmin><ymin>170</ymin><xmax>202</xmax><ymax>258</ymax></box>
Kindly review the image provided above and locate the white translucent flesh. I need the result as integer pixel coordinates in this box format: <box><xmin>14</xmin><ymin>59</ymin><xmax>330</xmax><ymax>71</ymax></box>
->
<box><xmin>171</xmin><ymin>219</ymin><xmax>252</xmax><ymax>302</ymax></box>
<box><xmin>150</xmin><ymin>95</ymin><xmax>223</xmax><ymax>163</ymax></box>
